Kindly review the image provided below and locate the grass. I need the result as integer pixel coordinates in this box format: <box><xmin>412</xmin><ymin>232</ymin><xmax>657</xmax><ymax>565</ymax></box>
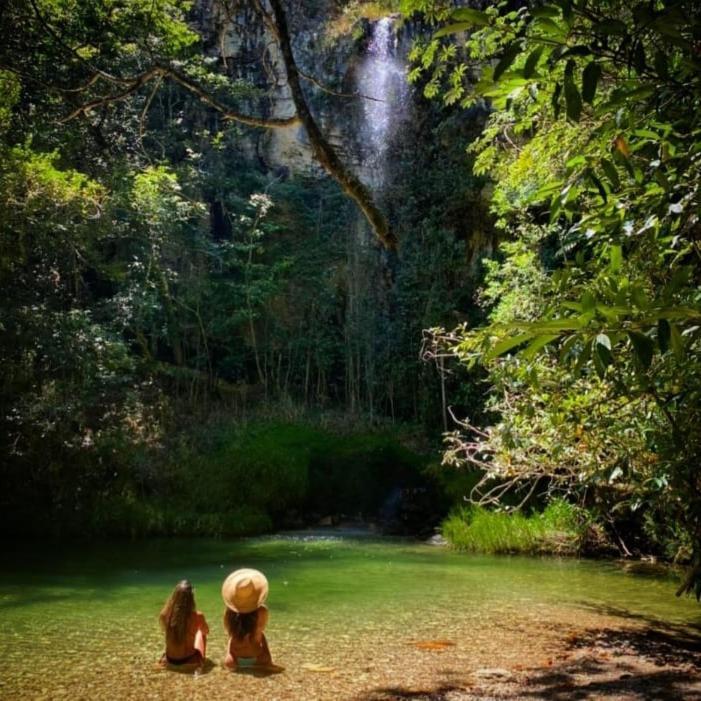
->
<box><xmin>441</xmin><ymin>499</ymin><xmax>587</xmax><ymax>556</ymax></box>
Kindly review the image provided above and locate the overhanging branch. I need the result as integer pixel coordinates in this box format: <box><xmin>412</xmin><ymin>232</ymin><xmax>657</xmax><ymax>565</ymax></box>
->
<box><xmin>267</xmin><ymin>0</ymin><xmax>397</xmax><ymax>251</ymax></box>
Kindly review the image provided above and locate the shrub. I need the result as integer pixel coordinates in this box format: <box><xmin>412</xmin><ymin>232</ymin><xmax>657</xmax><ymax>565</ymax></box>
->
<box><xmin>441</xmin><ymin>499</ymin><xmax>587</xmax><ymax>556</ymax></box>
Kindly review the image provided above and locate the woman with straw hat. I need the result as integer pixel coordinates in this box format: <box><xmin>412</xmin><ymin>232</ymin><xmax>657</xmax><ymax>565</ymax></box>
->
<box><xmin>222</xmin><ymin>568</ymin><xmax>279</xmax><ymax>671</ymax></box>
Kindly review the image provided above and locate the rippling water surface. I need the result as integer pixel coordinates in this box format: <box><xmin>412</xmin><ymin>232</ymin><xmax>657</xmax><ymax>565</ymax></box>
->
<box><xmin>2</xmin><ymin>534</ymin><xmax>699</xmax><ymax>699</ymax></box>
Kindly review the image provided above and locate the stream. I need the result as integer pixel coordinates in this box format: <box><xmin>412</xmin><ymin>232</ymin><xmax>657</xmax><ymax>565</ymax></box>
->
<box><xmin>2</xmin><ymin>534</ymin><xmax>700</xmax><ymax>700</ymax></box>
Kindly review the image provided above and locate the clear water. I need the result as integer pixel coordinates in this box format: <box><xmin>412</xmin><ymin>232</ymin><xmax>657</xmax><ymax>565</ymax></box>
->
<box><xmin>1</xmin><ymin>535</ymin><xmax>699</xmax><ymax>699</ymax></box>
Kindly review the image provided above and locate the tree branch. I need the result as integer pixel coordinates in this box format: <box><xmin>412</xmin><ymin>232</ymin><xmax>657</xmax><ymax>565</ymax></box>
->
<box><xmin>267</xmin><ymin>0</ymin><xmax>397</xmax><ymax>250</ymax></box>
<box><xmin>159</xmin><ymin>62</ymin><xmax>300</xmax><ymax>128</ymax></box>
<box><xmin>60</xmin><ymin>63</ymin><xmax>302</xmax><ymax>129</ymax></box>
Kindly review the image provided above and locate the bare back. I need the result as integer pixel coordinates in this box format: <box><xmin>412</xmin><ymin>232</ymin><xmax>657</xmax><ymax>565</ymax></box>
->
<box><xmin>164</xmin><ymin>611</ymin><xmax>209</xmax><ymax>660</ymax></box>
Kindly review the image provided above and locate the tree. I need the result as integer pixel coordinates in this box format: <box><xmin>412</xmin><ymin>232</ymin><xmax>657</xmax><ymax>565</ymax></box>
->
<box><xmin>0</xmin><ymin>0</ymin><xmax>396</xmax><ymax>248</ymax></box>
<box><xmin>405</xmin><ymin>0</ymin><xmax>701</xmax><ymax>591</ymax></box>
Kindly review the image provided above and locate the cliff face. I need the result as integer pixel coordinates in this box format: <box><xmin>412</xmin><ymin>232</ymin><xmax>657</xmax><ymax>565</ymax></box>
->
<box><xmin>194</xmin><ymin>1</ymin><xmax>412</xmax><ymax>185</ymax></box>
<box><xmin>185</xmin><ymin>2</ymin><xmax>495</xmax><ymax>426</ymax></box>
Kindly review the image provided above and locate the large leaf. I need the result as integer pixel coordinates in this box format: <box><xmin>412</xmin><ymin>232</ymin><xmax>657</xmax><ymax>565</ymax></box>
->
<box><xmin>531</xmin><ymin>6</ymin><xmax>561</xmax><ymax>19</ymax></box>
<box><xmin>494</xmin><ymin>43</ymin><xmax>523</xmax><ymax>81</ymax></box>
<box><xmin>670</xmin><ymin>323</ymin><xmax>684</xmax><ymax>359</ymax></box>
<box><xmin>450</xmin><ymin>8</ymin><xmax>490</xmax><ymax>26</ymax></box>
<box><xmin>551</xmin><ymin>82</ymin><xmax>563</xmax><ymax>117</ymax></box>
<box><xmin>592</xmin><ymin>19</ymin><xmax>628</xmax><ymax>35</ymax></box>
<box><xmin>564</xmin><ymin>61</ymin><xmax>582</xmax><ymax>120</ymax></box>
<box><xmin>594</xmin><ymin>336</ymin><xmax>614</xmax><ymax>375</ymax></box>
<box><xmin>523</xmin><ymin>46</ymin><xmax>545</xmax><ymax>78</ymax></box>
<box><xmin>521</xmin><ymin>334</ymin><xmax>559</xmax><ymax>360</ymax></box>
<box><xmin>581</xmin><ymin>61</ymin><xmax>602</xmax><ymax>104</ymax></box>
<box><xmin>601</xmin><ymin>159</ymin><xmax>620</xmax><ymax>190</ymax></box>
<box><xmin>657</xmin><ymin>318</ymin><xmax>671</xmax><ymax>353</ymax></box>
<box><xmin>609</xmin><ymin>244</ymin><xmax>623</xmax><ymax>273</ymax></box>
<box><xmin>433</xmin><ymin>22</ymin><xmax>473</xmax><ymax>38</ymax></box>
<box><xmin>628</xmin><ymin>331</ymin><xmax>654</xmax><ymax>369</ymax></box>
<box><xmin>484</xmin><ymin>333</ymin><xmax>535</xmax><ymax>360</ymax></box>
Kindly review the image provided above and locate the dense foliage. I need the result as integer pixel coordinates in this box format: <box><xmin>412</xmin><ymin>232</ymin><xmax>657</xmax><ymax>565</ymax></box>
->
<box><xmin>0</xmin><ymin>0</ymin><xmax>487</xmax><ymax>535</ymax></box>
<box><xmin>404</xmin><ymin>0</ymin><xmax>701</xmax><ymax>579</ymax></box>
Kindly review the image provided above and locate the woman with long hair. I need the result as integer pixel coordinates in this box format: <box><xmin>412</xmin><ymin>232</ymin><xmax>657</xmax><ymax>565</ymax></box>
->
<box><xmin>221</xmin><ymin>568</ymin><xmax>277</xmax><ymax>671</ymax></box>
<box><xmin>159</xmin><ymin>579</ymin><xmax>209</xmax><ymax>669</ymax></box>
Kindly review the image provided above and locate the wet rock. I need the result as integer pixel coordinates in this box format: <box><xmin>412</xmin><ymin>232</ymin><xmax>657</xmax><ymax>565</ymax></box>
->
<box><xmin>426</xmin><ymin>533</ymin><xmax>447</xmax><ymax>546</ymax></box>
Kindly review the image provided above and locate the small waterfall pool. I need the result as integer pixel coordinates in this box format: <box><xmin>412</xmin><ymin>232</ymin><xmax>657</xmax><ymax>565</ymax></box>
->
<box><xmin>1</xmin><ymin>535</ymin><xmax>700</xmax><ymax>699</ymax></box>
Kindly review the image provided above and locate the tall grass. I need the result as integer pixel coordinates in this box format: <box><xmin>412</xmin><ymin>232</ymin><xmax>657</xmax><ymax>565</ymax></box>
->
<box><xmin>441</xmin><ymin>499</ymin><xmax>586</xmax><ymax>556</ymax></box>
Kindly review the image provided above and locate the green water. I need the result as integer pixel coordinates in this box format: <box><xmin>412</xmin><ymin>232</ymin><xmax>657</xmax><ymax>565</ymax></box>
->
<box><xmin>1</xmin><ymin>534</ymin><xmax>700</xmax><ymax>699</ymax></box>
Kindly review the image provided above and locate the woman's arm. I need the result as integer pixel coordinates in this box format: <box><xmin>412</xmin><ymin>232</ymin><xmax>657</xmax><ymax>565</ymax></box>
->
<box><xmin>197</xmin><ymin>611</ymin><xmax>210</xmax><ymax>635</ymax></box>
<box><xmin>253</xmin><ymin>607</ymin><xmax>269</xmax><ymax>645</ymax></box>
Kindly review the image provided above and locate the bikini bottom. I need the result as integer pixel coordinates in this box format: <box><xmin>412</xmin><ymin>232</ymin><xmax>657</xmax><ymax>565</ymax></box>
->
<box><xmin>163</xmin><ymin>650</ymin><xmax>203</xmax><ymax>665</ymax></box>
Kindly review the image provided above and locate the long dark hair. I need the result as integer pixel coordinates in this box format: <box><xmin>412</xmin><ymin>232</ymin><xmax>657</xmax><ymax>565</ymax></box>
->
<box><xmin>160</xmin><ymin>580</ymin><xmax>195</xmax><ymax>645</ymax></box>
<box><xmin>223</xmin><ymin>607</ymin><xmax>258</xmax><ymax>640</ymax></box>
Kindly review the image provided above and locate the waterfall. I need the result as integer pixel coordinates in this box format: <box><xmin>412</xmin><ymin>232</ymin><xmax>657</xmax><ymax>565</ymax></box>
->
<box><xmin>357</xmin><ymin>17</ymin><xmax>408</xmax><ymax>186</ymax></box>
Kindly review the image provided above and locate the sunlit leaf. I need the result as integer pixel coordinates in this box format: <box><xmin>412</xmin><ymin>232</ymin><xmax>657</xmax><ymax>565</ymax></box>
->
<box><xmin>450</xmin><ymin>8</ymin><xmax>490</xmax><ymax>26</ymax></box>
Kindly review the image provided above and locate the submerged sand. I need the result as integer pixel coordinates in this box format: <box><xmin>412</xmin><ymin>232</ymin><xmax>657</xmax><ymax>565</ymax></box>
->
<box><xmin>7</xmin><ymin>603</ymin><xmax>701</xmax><ymax>701</ymax></box>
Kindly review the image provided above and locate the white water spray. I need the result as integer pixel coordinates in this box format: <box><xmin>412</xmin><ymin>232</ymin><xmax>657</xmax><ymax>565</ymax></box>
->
<box><xmin>357</xmin><ymin>17</ymin><xmax>408</xmax><ymax>185</ymax></box>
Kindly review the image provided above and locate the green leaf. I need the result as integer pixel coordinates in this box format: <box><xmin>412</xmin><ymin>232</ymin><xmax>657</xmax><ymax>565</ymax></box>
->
<box><xmin>657</xmin><ymin>319</ymin><xmax>671</xmax><ymax>353</ymax></box>
<box><xmin>529</xmin><ymin>318</ymin><xmax>583</xmax><ymax>332</ymax></box>
<box><xmin>601</xmin><ymin>159</ymin><xmax>620</xmax><ymax>190</ymax></box>
<box><xmin>484</xmin><ymin>333</ymin><xmax>535</xmax><ymax>361</ymax></box>
<box><xmin>574</xmin><ymin>337</ymin><xmax>593</xmax><ymax>374</ymax></box>
<box><xmin>564</xmin><ymin>62</ymin><xmax>582</xmax><ymax>121</ymax></box>
<box><xmin>523</xmin><ymin>46</ymin><xmax>545</xmax><ymax>78</ymax></box>
<box><xmin>494</xmin><ymin>43</ymin><xmax>523</xmax><ymax>82</ymax></box>
<box><xmin>587</xmin><ymin>169</ymin><xmax>607</xmax><ymax>201</ymax></box>
<box><xmin>450</xmin><ymin>8</ymin><xmax>491</xmax><ymax>26</ymax></box>
<box><xmin>532</xmin><ymin>17</ymin><xmax>567</xmax><ymax>38</ymax></box>
<box><xmin>654</xmin><ymin>50</ymin><xmax>669</xmax><ymax>78</ymax></box>
<box><xmin>522</xmin><ymin>334</ymin><xmax>559</xmax><ymax>360</ymax></box>
<box><xmin>633</xmin><ymin>41</ymin><xmax>646</xmax><ymax>73</ymax></box>
<box><xmin>631</xmin><ymin>287</ymin><xmax>649</xmax><ymax>310</ymax></box>
<box><xmin>559</xmin><ymin>334</ymin><xmax>578</xmax><ymax>361</ymax></box>
<box><xmin>628</xmin><ymin>331</ymin><xmax>654</xmax><ymax>369</ymax></box>
<box><xmin>592</xmin><ymin>19</ymin><xmax>628</xmax><ymax>35</ymax></box>
<box><xmin>594</xmin><ymin>342</ymin><xmax>612</xmax><ymax>377</ymax></box>
<box><xmin>433</xmin><ymin>22</ymin><xmax>473</xmax><ymax>38</ymax></box>
<box><xmin>581</xmin><ymin>61</ymin><xmax>602</xmax><ymax>104</ymax></box>
<box><xmin>670</xmin><ymin>323</ymin><xmax>684</xmax><ymax>359</ymax></box>
<box><xmin>609</xmin><ymin>244</ymin><xmax>622</xmax><ymax>273</ymax></box>
<box><xmin>531</xmin><ymin>6</ymin><xmax>561</xmax><ymax>19</ymax></box>
<box><xmin>595</xmin><ymin>333</ymin><xmax>612</xmax><ymax>350</ymax></box>
<box><xmin>551</xmin><ymin>82</ymin><xmax>563</xmax><ymax>117</ymax></box>
<box><xmin>581</xmin><ymin>291</ymin><xmax>596</xmax><ymax>312</ymax></box>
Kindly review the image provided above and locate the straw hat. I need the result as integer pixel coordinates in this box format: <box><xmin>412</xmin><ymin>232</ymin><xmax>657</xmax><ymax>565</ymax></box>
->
<box><xmin>222</xmin><ymin>568</ymin><xmax>269</xmax><ymax>613</ymax></box>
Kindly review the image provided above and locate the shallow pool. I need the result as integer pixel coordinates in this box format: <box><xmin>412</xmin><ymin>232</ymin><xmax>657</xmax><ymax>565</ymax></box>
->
<box><xmin>1</xmin><ymin>534</ymin><xmax>699</xmax><ymax>700</ymax></box>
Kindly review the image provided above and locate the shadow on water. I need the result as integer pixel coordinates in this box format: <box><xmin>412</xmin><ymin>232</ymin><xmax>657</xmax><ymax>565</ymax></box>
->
<box><xmin>577</xmin><ymin>602</ymin><xmax>701</xmax><ymax>632</ymax></box>
<box><xmin>356</xmin><ymin>684</ymin><xmax>461</xmax><ymax>701</ymax></box>
<box><xmin>517</xmin><ymin>609</ymin><xmax>701</xmax><ymax>699</ymax></box>
<box><xmin>355</xmin><ymin>613</ymin><xmax>701</xmax><ymax>701</ymax></box>
<box><xmin>521</xmin><ymin>663</ymin><xmax>698</xmax><ymax>700</ymax></box>
<box><xmin>160</xmin><ymin>658</ymin><xmax>216</xmax><ymax>676</ymax></box>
